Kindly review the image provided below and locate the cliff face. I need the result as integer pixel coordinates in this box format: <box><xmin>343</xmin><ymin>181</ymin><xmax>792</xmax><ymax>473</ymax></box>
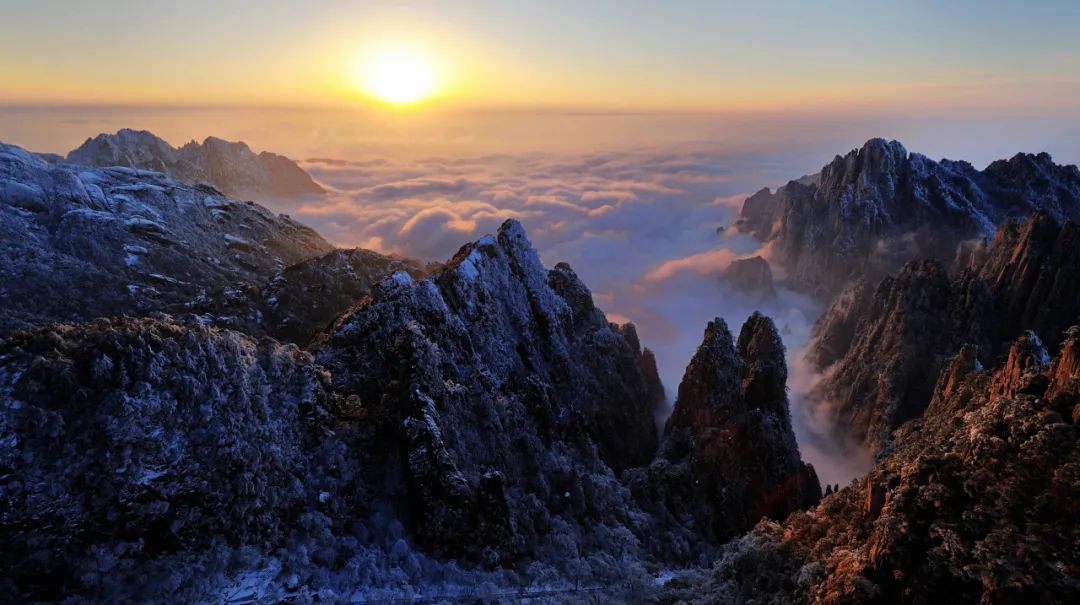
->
<box><xmin>670</xmin><ymin>329</ymin><xmax>1080</xmax><ymax>604</ymax></box>
<box><xmin>736</xmin><ymin>139</ymin><xmax>1080</xmax><ymax>298</ymax></box>
<box><xmin>808</xmin><ymin>212</ymin><xmax>1080</xmax><ymax>449</ymax></box>
<box><xmin>0</xmin><ymin>142</ymin><xmax>333</xmax><ymax>337</ymax></box>
<box><xmin>67</xmin><ymin>129</ymin><xmax>325</xmax><ymax>199</ymax></box>
<box><xmin>627</xmin><ymin>313</ymin><xmax>820</xmax><ymax>545</ymax></box>
<box><xmin>313</xmin><ymin>220</ymin><xmax>665</xmax><ymax>564</ymax></box>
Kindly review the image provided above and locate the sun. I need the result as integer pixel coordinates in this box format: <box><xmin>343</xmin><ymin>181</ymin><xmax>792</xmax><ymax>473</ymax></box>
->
<box><xmin>356</xmin><ymin>48</ymin><xmax>437</xmax><ymax>104</ymax></box>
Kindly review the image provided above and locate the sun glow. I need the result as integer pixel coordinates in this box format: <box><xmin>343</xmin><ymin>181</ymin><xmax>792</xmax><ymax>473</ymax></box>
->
<box><xmin>356</xmin><ymin>48</ymin><xmax>438</xmax><ymax>104</ymax></box>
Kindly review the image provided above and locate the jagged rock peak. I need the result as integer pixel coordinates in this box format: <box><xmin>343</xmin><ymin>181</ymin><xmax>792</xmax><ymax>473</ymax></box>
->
<box><xmin>679</xmin><ymin>320</ymin><xmax>1080</xmax><ymax>604</ymax></box>
<box><xmin>735</xmin><ymin>137</ymin><xmax>1080</xmax><ymax>298</ymax></box>
<box><xmin>314</xmin><ymin>218</ymin><xmax>663</xmax><ymax>563</ymax></box>
<box><xmin>666</xmin><ymin>318</ymin><xmax>744</xmax><ymax>431</ymax></box>
<box><xmin>67</xmin><ymin>128</ymin><xmax>325</xmax><ymax>199</ymax></box>
<box><xmin>809</xmin><ymin>211</ymin><xmax>1080</xmax><ymax>449</ymax></box>
<box><xmin>638</xmin><ymin>314</ymin><xmax>819</xmax><ymax>544</ymax></box>
<box><xmin>737</xmin><ymin>311</ymin><xmax>791</xmax><ymax>430</ymax></box>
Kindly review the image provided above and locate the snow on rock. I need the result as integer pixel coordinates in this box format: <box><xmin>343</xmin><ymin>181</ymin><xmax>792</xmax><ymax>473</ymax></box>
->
<box><xmin>67</xmin><ymin>128</ymin><xmax>325</xmax><ymax>199</ymax></box>
<box><xmin>0</xmin><ymin>141</ymin><xmax>333</xmax><ymax>337</ymax></box>
<box><xmin>314</xmin><ymin>219</ymin><xmax>667</xmax><ymax>565</ymax></box>
<box><xmin>735</xmin><ymin>138</ymin><xmax>1080</xmax><ymax>298</ymax></box>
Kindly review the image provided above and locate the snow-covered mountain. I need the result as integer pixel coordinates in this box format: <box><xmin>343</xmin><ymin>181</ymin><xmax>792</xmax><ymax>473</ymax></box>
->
<box><xmin>67</xmin><ymin>128</ymin><xmax>325</xmax><ymax>200</ymax></box>
<box><xmin>737</xmin><ymin>138</ymin><xmax>1080</xmax><ymax>298</ymax></box>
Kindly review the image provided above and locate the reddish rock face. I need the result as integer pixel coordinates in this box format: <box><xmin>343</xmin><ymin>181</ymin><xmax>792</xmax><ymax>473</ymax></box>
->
<box><xmin>673</xmin><ymin>327</ymin><xmax>1080</xmax><ymax>604</ymax></box>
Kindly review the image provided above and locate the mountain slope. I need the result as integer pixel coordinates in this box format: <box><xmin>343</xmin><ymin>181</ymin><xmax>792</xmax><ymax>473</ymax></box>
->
<box><xmin>0</xmin><ymin>142</ymin><xmax>335</xmax><ymax>337</ymax></box>
<box><xmin>808</xmin><ymin>212</ymin><xmax>1080</xmax><ymax>449</ymax></box>
<box><xmin>67</xmin><ymin>129</ymin><xmax>325</xmax><ymax>199</ymax></box>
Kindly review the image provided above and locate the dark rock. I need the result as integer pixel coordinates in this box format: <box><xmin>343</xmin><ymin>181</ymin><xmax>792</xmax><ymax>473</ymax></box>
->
<box><xmin>313</xmin><ymin>220</ymin><xmax>664</xmax><ymax>563</ymax></box>
<box><xmin>720</xmin><ymin>256</ymin><xmax>777</xmax><ymax>299</ymax></box>
<box><xmin>809</xmin><ymin>212</ymin><xmax>1080</xmax><ymax>449</ymax></box>
<box><xmin>629</xmin><ymin>313</ymin><xmax>819</xmax><ymax>544</ymax></box>
<box><xmin>676</xmin><ymin>328</ymin><xmax>1080</xmax><ymax>604</ymax></box>
<box><xmin>735</xmin><ymin>138</ymin><xmax>1080</xmax><ymax>298</ymax></box>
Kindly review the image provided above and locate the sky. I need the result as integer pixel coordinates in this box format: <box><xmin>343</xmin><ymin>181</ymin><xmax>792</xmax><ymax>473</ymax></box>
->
<box><xmin>3</xmin><ymin>0</ymin><xmax>1080</xmax><ymax>114</ymax></box>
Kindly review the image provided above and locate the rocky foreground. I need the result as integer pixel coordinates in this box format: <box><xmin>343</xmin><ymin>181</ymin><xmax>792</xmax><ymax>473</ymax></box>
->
<box><xmin>663</xmin><ymin>329</ymin><xmax>1080</xmax><ymax>603</ymax></box>
<box><xmin>0</xmin><ymin>207</ymin><xmax>818</xmax><ymax>601</ymax></box>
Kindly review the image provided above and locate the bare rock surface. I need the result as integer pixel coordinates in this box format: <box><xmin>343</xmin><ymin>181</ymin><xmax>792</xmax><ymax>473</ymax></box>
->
<box><xmin>809</xmin><ymin>212</ymin><xmax>1080</xmax><ymax>449</ymax></box>
<box><xmin>626</xmin><ymin>313</ymin><xmax>820</xmax><ymax>545</ymax></box>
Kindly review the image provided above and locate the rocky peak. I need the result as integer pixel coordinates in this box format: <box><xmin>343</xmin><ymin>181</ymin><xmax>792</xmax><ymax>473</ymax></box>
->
<box><xmin>737</xmin><ymin>311</ymin><xmax>791</xmax><ymax>432</ymax></box>
<box><xmin>666</xmin><ymin>318</ymin><xmax>745</xmax><ymax>431</ymax></box>
<box><xmin>808</xmin><ymin>259</ymin><xmax>954</xmax><ymax>448</ymax></box>
<box><xmin>734</xmin><ymin>138</ymin><xmax>1080</xmax><ymax>298</ymax></box>
<box><xmin>809</xmin><ymin>211</ymin><xmax>1080</xmax><ymax>450</ymax></box>
<box><xmin>682</xmin><ymin>322</ymin><xmax>1080</xmax><ymax>604</ymax></box>
<box><xmin>67</xmin><ymin>129</ymin><xmax>324</xmax><ymax>200</ymax></box>
<box><xmin>816</xmin><ymin>138</ymin><xmax>909</xmax><ymax>203</ymax></box>
<box><xmin>313</xmin><ymin>219</ymin><xmax>663</xmax><ymax>563</ymax></box>
<box><xmin>719</xmin><ymin>256</ymin><xmax>777</xmax><ymax>299</ymax></box>
<box><xmin>633</xmin><ymin>314</ymin><xmax>819</xmax><ymax>544</ymax></box>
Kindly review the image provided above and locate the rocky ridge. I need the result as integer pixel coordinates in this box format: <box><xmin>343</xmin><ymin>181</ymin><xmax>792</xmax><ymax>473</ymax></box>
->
<box><xmin>736</xmin><ymin>138</ymin><xmax>1080</xmax><ymax>298</ymax></box>
<box><xmin>0</xmin><ymin>142</ymin><xmax>336</xmax><ymax>337</ymax></box>
<box><xmin>68</xmin><ymin>129</ymin><xmax>325</xmax><ymax>199</ymax></box>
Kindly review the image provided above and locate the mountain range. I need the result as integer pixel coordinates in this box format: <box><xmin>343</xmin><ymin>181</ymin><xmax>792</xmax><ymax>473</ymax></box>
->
<box><xmin>0</xmin><ymin>132</ymin><xmax>1077</xmax><ymax>603</ymax></box>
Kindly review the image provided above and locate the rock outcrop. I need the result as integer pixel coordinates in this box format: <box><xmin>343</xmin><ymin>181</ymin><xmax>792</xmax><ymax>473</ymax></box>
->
<box><xmin>313</xmin><ymin>220</ymin><xmax>666</xmax><ymax>564</ymax></box>
<box><xmin>0</xmin><ymin>142</ymin><xmax>333</xmax><ymax>337</ymax></box>
<box><xmin>668</xmin><ymin>329</ymin><xmax>1080</xmax><ymax>604</ymax></box>
<box><xmin>720</xmin><ymin>256</ymin><xmax>777</xmax><ymax>299</ymax></box>
<box><xmin>67</xmin><ymin>129</ymin><xmax>325</xmax><ymax>199</ymax></box>
<box><xmin>808</xmin><ymin>212</ymin><xmax>1080</xmax><ymax>449</ymax></box>
<box><xmin>735</xmin><ymin>138</ymin><xmax>1080</xmax><ymax>298</ymax></box>
<box><xmin>627</xmin><ymin>313</ymin><xmax>820</xmax><ymax>545</ymax></box>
